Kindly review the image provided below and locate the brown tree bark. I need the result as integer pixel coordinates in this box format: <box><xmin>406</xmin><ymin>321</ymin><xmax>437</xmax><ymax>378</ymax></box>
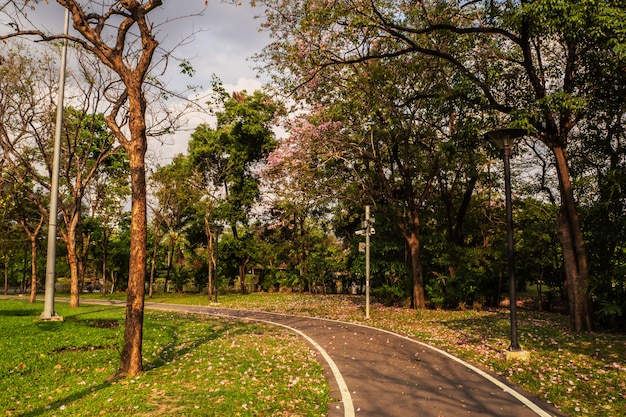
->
<box><xmin>59</xmin><ymin>213</ymin><xmax>81</xmax><ymax>308</ymax></box>
<box><xmin>519</xmin><ymin>20</ymin><xmax>593</xmax><ymax>331</ymax></box>
<box><xmin>204</xmin><ymin>217</ymin><xmax>214</xmax><ymax>299</ymax></box>
<box><xmin>553</xmin><ymin>146</ymin><xmax>592</xmax><ymax>331</ymax></box>
<box><xmin>239</xmin><ymin>262</ymin><xmax>249</xmax><ymax>294</ymax></box>
<box><xmin>408</xmin><ymin>232</ymin><xmax>426</xmax><ymax>310</ymax></box>
<box><xmin>18</xmin><ymin>215</ymin><xmax>44</xmax><ymax>304</ymax></box>
<box><xmin>118</xmin><ymin>136</ymin><xmax>148</xmax><ymax>377</ymax></box>
<box><xmin>149</xmin><ymin>229</ymin><xmax>159</xmax><ymax>298</ymax></box>
<box><xmin>3</xmin><ymin>258</ymin><xmax>8</xmax><ymax>296</ymax></box>
<box><xmin>397</xmin><ymin>211</ymin><xmax>426</xmax><ymax>309</ymax></box>
<box><xmin>56</xmin><ymin>0</ymin><xmax>161</xmax><ymax>377</ymax></box>
<box><xmin>28</xmin><ymin>235</ymin><xmax>38</xmax><ymax>304</ymax></box>
<box><xmin>113</xmin><ymin>77</ymin><xmax>150</xmax><ymax>376</ymax></box>
<box><xmin>110</xmin><ymin>58</ymin><xmax>151</xmax><ymax>372</ymax></box>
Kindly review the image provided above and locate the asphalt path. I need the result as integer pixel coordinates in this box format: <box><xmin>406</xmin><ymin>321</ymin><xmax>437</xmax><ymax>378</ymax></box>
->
<box><xmin>78</xmin><ymin>299</ymin><xmax>567</xmax><ymax>417</ymax></box>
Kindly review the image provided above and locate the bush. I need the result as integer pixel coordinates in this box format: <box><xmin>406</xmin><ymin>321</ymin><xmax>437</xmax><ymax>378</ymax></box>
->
<box><xmin>372</xmin><ymin>283</ymin><xmax>409</xmax><ymax>307</ymax></box>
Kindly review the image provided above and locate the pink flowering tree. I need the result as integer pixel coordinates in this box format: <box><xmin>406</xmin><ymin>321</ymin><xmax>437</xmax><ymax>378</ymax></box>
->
<box><xmin>254</xmin><ymin>0</ymin><xmax>613</xmax><ymax>328</ymax></box>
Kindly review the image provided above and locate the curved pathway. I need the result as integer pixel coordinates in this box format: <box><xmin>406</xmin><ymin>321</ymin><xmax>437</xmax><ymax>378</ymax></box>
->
<box><xmin>82</xmin><ymin>299</ymin><xmax>567</xmax><ymax>417</ymax></box>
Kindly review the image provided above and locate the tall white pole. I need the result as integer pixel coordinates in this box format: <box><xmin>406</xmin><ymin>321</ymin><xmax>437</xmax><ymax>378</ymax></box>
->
<box><xmin>365</xmin><ymin>205</ymin><xmax>370</xmax><ymax>319</ymax></box>
<box><xmin>42</xmin><ymin>8</ymin><xmax>70</xmax><ymax>321</ymax></box>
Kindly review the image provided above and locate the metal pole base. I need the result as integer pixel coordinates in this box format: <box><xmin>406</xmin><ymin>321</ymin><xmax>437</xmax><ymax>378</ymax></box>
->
<box><xmin>504</xmin><ymin>348</ymin><xmax>530</xmax><ymax>361</ymax></box>
<box><xmin>40</xmin><ymin>314</ymin><xmax>64</xmax><ymax>322</ymax></box>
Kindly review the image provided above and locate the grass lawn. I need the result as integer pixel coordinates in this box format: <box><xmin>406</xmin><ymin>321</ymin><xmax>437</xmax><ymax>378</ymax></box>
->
<box><xmin>4</xmin><ymin>292</ymin><xmax>626</xmax><ymax>416</ymax></box>
<box><xmin>0</xmin><ymin>297</ymin><xmax>330</xmax><ymax>416</ymax></box>
<box><xmin>126</xmin><ymin>291</ymin><xmax>625</xmax><ymax>417</ymax></box>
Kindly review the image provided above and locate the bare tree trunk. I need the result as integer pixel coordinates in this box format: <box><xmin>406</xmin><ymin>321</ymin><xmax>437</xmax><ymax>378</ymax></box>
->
<box><xmin>65</xmin><ymin>231</ymin><xmax>80</xmax><ymax>308</ymax></box>
<box><xmin>118</xmin><ymin>133</ymin><xmax>148</xmax><ymax>377</ymax></box>
<box><xmin>239</xmin><ymin>264</ymin><xmax>247</xmax><ymax>294</ymax></box>
<box><xmin>407</xmin><ymin>232</ymin><xmax>426</xmax><ymax>309</ymax></box>
<box><xmin>57</xmin><ymin>209</ymin><xmax>81</xmax><ymax>308</ymax></box>
<box><xmin>19</xmin><ymin>216</ymin><xmax>44</xmax><ymax>304</ymax></box>
<box><xmin>164</xmin><ymin>244</ymin><xmax>173</xmax><ymax>293</ymax></box>
<box><xmin>149</xmin><ymin>240</ymin><xmax>157</xmax><ymax>298</ymax></box>
<box><xmin>399</xmin><ymin>212</ymin><xmax>426</xmax><ymax>309</ymax></box>
<box><xmin>207</xmin><ymin>250</ymin><xmax>213</xmax><ymax>299</ymax></box>
<box><xmin>110</xmin><ymin>270</ymin><xmax>116</xmax><ymax>294</ymax></box>
<box><xmin>29</xmin><ymin>236</ymin><xmax>38</xmax><ymax>303</ymax></box>
<box><xmin>553</xmin><ymin>147</ymin><xmax>592</xmax><ymax>331</ymax></box>
<box><xmin>102</xmin><ymin>244</ymin><xmax>108</xmax><ymax>295</ymax></box>
<box><xmin>205</xmin><ymin>218</ymin><xmax>213</xmax><ymax>299</ymax></box>
<box><xmin>92</xmin><ymin>269</ymin><xmax>98</xmax><ymax>293</ymax></box>
<box><xmin>4</xmin><ymin>258</ymin><xmax>8</xmax><ymax>295</ymax></box>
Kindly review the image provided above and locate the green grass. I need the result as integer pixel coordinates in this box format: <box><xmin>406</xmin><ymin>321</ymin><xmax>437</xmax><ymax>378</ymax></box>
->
<box><xmin>15</xmin><ymin>292</ymin><xmax>626</xmax><ymax>416</ymax></box>
<box><xmin>0</xmin><ymin>298</ymin><xmax>331</xmax><ymax>416</ymax></box>
<box><xmin>87</xmin><ymin>291</ymin><xmax>625</xmax><ymax>417</ymax></box>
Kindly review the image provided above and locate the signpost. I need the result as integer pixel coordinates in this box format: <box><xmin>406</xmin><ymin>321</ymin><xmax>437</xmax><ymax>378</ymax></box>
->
<box><xmin>356</xmin><ymin>206</ymin><xmax>375</xmax><ymax>319</ymax></box>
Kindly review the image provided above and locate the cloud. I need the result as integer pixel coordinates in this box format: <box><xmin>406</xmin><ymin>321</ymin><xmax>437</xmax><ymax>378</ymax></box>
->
<box><xmin>148</xmin><ymin>2</ymin><xmax>271</xmax><ymax>164</ymax></box>
<box><xmin>154</xmin><ymin>1</ymin><xmax>270</xmax><ymax>91</ymax></box>
<box><xmin>11</xmin><ymin>2</ymin><xmax>272</xmax><ymax>165</ymax></box>
<box><xmin>4</xmin><ymin>1</ymin><xmax>270</xmax><ymax>88</ymax></box>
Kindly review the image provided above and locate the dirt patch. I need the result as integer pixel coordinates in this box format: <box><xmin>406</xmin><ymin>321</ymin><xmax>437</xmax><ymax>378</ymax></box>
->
<box><xmin>84</xmin><ymin>318</ymin><xmax>121</xmax><ymax>328</ymax></box>
<box><xmin>66</xmin><ymin>317</ymin><xmax>121</xmax><ymax>328</ymax></box>
<box><xmin>52</xmin><ymin>344</ymin><xmax>116</xmax><ymax>353</ymax></box>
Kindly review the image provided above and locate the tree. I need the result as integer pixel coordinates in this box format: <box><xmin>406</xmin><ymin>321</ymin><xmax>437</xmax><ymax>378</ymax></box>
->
<box><xmin>189</xmin><ymin>87</ymin><xmax>282</xmax><ymax>294</ymax></box>
<box><xmin>571</xmin><ymin>51</ymin><xmax>626</xmax><ymax>324</ymax></box>
<box><xmin>1</xmin><ymin>0</ymin><xmax>207</xmax><ymax>376</ymax></box>
<box><xmin>256</xmin><ymin>0</ymin><xmax>626</xmax><ymax>329</ymax></box>
<box><xmin>180</xmin><ymin>163</ymin><xmax>221</xmax><ymax>299</ymax></box>
<box><xmin>264</xmin><ymin>112</ymin><xmax>350</xmax><ymax>294</ymax></box>
<box><xmin>265</xmin><ymin>45</ymin><xmax>488</xmax><ymax>308</ymax></box>
<box><xmin>0</xmin><ymin>44</ymin><xmax>60</xmax><ymax>301</ymax></box>
<box><xmin>10</xmin><ymin>181</ymin><xmax>46</xmax><ymax>303</ymax></box>
<box><xmin>0</xmin><ymin>174</ymin><xmax>30</xmax><ymax>296</ymax></box>
<box><xmin>0</xmin><ymin>42</ymin><xmax>129</xmax><ymax>308</ymax></box>
<box><xmin>58</xmin><ymin>0</ymin><xmax>161</xmax><ymax>376</ymax></box>
<box><xmin>85</xmin><ymin>146</ymin><xmax>131</xmax><ymax>295</ymax></box>
<box><xmin>149</xmin><ymin>155</ymin><xmax>198</xmax><ymax>293</ymax></box>
<box><xmin>57</xmin><ymin>107</ymin><xmax>120</xmax><ymax>307</ymax></box>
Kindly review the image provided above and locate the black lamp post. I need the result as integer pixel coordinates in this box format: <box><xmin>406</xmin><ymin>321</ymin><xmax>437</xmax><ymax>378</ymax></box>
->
<box><xmin>484</xmin><ymin>128</ymin><xmax>526</xmax><ymax>352</ymax></box>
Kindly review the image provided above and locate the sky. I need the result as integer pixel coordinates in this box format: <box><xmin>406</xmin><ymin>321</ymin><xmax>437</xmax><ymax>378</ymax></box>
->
<box><xmin>149</xmin><ymin>1</ymin><xmax>272</xmax><ymax>162</ymax></box>
<box><xmin>10</xmin><ymin>1</ymin><xmax>273</xmax><ymax>163</ymax></box>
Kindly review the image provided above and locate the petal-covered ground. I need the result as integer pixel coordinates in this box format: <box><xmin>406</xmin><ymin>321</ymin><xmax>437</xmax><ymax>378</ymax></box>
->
<box><xmin>197</xmin><ymin>293</ymin><xmax>626</xmax><ymax>417</ymax></box>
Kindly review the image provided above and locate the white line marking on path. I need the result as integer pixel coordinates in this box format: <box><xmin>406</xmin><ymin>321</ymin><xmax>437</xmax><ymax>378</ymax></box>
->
<box><xmin>66</xmin><ymin>299</ymin><xmax>554</xmax><ymax>417</ymax></box>
<box><xmin>237</xmin><ymin>316</ymin><xmax>356</xmax><ymax>417</ymax></box>
<box><xmin>153</xmin><ymin>304</ymin><xmax>356</xmax><ymax>417</ymax></box>
<box><xmin>199</xmin><ymin>303</ymin><xmax>557</xmax><ymax>417</ymax></box>
<box><xmin>324</xmin><ymin>318</ymin><xmax>556</xmax><ymax>417</ymax></box>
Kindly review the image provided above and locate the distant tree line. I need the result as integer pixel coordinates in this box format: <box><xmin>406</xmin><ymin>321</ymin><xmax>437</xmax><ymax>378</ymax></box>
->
<box><xmin>1</xmin><ymin>3</ymin><xmax>625</xmax><ymax>380</ymax></box>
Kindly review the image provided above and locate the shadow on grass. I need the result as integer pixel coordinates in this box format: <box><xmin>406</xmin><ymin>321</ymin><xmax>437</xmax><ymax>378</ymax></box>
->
<box><xmin>64</xmin><ymin>316</ymin><xmax>122</xmax><ymax>329</ymax></box>
<box><xmin>437</xmin><ymin>310</ymin><xmax>510</xmax><ymax>347</ymax></box>
<box><xmin>17</xmin><ymin>379</ymin><xmax>115</xmax><ymax>417</ymax></box>
<box><xmin>144</xmin><ymin>319</ymin><xmax>248</xmax><ymax>371</ymax></box>
<box><xmin>436</xmin><ymin>309</ymin><xmax>626</xmax><ymax>359</ymax></box>
<box><xmin>32</xmin><ymin>306</ymin><xmax>125</xmax><ymax>333</ymax></box>
<box><xmin>0</xmin><ymin>308</ymin><xmax>40</xmax><ymax>317</ymax></box>
<box><xmin>17</xmin><ymin>321</ymin><xmax>248</xmax><ymax>416</ymax></box>
<box><xmin>35</xmin><ymin>321</ymin><xmax>66</xmax><ymax>332</ymax></box>
<box><xmin>60</xmin><ymin>305</ymin><xmax>125</xmax><ymax>319</ymax></box>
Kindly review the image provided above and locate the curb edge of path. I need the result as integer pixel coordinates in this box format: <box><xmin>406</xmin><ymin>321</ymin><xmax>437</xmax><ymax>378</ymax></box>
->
<box><xmin>149</xmin><ymin>302</ymin><xmax>561</xmax><ymax>417</ymax></box>
<box><xmin>16</xmin><ymin>297</ymin><xmax>563</xmax><ymax>417</ymax></box>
